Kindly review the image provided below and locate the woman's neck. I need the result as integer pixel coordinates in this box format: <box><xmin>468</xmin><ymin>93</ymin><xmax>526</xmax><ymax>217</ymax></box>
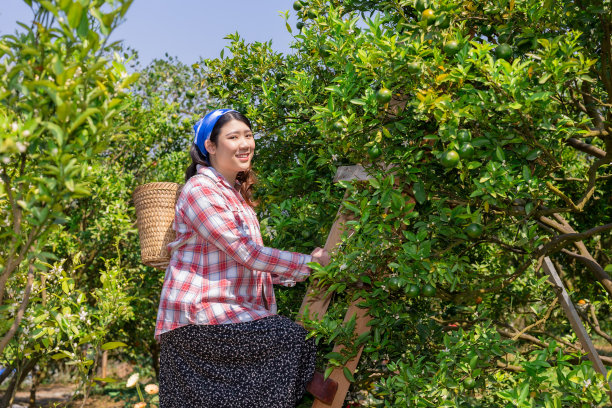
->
<box><xmin>210</xmin><ymin>165</ymin><xmax>237</xmax><ymax>187</ymax></box>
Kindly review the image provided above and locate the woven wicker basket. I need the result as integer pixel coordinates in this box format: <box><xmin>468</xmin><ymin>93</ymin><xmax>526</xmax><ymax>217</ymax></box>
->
<box><xmin>132</xmin><ymin>182</ymin><xmax>183</xmax><ymax>270</ymax></box>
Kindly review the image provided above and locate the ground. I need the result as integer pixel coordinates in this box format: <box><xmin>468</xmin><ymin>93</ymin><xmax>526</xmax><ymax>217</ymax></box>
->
<box><xmin>11</xmin><ymin>384</ymin><xmax>122</xmax><ymax>407</ymax></box>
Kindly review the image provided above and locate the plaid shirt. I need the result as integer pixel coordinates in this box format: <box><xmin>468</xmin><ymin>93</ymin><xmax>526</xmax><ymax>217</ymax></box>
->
<box><xmin>155</xmin><ymin>165</ymin><xmax>312</xmax><ymax>340</ymax></box>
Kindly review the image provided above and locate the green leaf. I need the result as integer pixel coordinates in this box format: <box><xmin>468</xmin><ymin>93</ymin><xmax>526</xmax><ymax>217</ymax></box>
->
<box><xmin>67</xmin><ymin>2</ymin><xmax>84</xmax><ymax>29</ymax></box>
<box><xmin>495</xmin><ymin>146</ymin><xmax>505</xmax><ymax>161</ymax></box>
<box><xmin>323</xmin><ymin>366</ymin><xmax>334</xmax><ymax>380</ymax></box>
<box><xmin>342</xmin><ymin>201</ymin><xmax>361</xmax><ymax>215</ymax></box>
<box><xmin>525</xmin><ymin>149</ymin><xmax>540</xmax><ymax>161</ymax></box>
<box><xmin>325</xmin><ymin>351</ymin><xmax>344</xmax><ymax>361</ymax></box>
<box><xmin>51</xmin><ymin>351</ymin><xmax>70</xmax><ymax>360</ymax></box>
<box><xmin>39</xmin><ymin>1</ymin><xmax>59</xmax><ymax>15</ymax></box>
<box><xmin>343</xmin><ymin>366</ymin><xmax>355</xmax><ymax>382</ymax></box>
<box><xmin>101</xmin><ymin>341</ymin><xmax>128</xmax><ymax>350</ymax></box>
<box><xmin>58</xmin><ymin>0</ymin><xmax>71</xmax><ymax>11</ymax></box>
<box><xmin>522</xmin><ymin>165</ymin><xmax>531</xmax><ymax>181</ymax></box>
<box><xmin>92</xmin><ymin>377</ymin><xmax>118</xmax><ymax>383</ymax></box>
<box><xmin>469</xmin><ymin>355</ymin><xmax>478</xmax><ymax>369</ymax></box>
<box><xmin>413</xmin><ymin>181</ymin><xmax>426</xmax><ymax>204</ymax></box>
<box><xmin>517</xmin><ymin>382</ymin><xmax>530</xmax><ymax>404</ymax></box>
<box><xmin>44</xmin><ymin>122</ymin><xmax>65</xmax><ymax>146</ymax></box>
<box><xmin>65</xmin><ymin>179</ymin><xmax>75</xmax><ymax>192</ymax></box>
<box><xmin>77</xmin><ymin>12</ymin><xmax>89</xmax><ymax>38</ymax></box>
<box><xmin>538</xmin><ymin>73</ymin><xmax>552</xmax><ymax>84</ymax></box>
<box><xmin>69</xmin><ymin>108</ymin><xmax>99</xmax><ymax>133</ymax></box>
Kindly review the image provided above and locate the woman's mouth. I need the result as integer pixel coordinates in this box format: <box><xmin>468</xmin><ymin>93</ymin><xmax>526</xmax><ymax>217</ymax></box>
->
<box><xmin>236</xmin><ymin>153</ymin><xmax>250</xmax><ymax>162</ymax></box>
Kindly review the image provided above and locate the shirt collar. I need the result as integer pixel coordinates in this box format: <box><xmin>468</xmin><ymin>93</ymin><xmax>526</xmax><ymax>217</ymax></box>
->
<box><xmin>196</xmin><ymin>164</ymin><xmax>239</xmax><ymax>191</ymax></box>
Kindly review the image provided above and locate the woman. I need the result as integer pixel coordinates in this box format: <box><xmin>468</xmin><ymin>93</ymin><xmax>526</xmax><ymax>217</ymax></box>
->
<box><xmin>155</xmin><ymin>109</ymin><xmax>336</xmax><ymax>407</ymax></box>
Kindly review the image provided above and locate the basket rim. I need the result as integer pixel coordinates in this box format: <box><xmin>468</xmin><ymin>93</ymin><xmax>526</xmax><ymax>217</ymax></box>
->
<box><xmin>133</xmin><ymin>181</ymin><xmax>182</xmax><ymax>193</ymax></box>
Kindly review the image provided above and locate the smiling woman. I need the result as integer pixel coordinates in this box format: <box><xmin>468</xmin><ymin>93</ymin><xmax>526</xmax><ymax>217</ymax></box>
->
<box><xmin>155</xmin><ymin>109</ymin><xmax>337</xmax><ymax>407</ymax></box>
<box><xmin>186</xmin><ymin>110</ymin><xmax>258</xmax><ymax>206</ymax></box>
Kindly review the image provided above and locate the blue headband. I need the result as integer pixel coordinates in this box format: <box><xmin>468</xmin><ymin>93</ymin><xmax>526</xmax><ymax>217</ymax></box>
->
<box><xmin>193</xmin><ymin>109</ymin><xmax>237</xmax><ymax>155</ymax></box>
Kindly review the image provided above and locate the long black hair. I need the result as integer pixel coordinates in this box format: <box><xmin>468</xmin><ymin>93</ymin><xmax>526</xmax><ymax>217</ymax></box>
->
<box><xmin>185</xmin><ymin>111</ymin><xmax>257</xmax><ymax>206</ymax></box>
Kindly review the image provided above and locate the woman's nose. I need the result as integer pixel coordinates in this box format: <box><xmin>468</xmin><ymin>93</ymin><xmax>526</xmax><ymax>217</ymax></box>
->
<box><xmin>239</xmin><ymin>137</ymin><xmax>250</xmax><ymax>149</ymax></box>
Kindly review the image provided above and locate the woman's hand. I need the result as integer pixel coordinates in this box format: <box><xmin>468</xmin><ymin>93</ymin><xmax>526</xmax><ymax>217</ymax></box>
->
<box><xmin>310</xmin><ymin>247</ymin><xmax>331</xmax><ymax>267</ymax></box>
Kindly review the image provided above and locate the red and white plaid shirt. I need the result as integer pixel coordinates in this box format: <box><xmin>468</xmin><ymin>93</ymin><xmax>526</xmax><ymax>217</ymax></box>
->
<box><xmin>155</xmin><ymin>165</ymin><xmax>312</xmax><ymax>340</ymax></box>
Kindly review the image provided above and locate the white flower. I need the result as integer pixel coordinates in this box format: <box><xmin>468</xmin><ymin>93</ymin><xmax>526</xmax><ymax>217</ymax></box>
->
<box><xmin>583</xmin><ymin>378</ymin><xmax>591</xmax><ymax>388</ymax></box>
<box><xmin>401</xmin><ymin>140</ymin><xmax>410</xmax><ymax>147</ymax></box>
<box><xmin>22</xmin><ymin>130</ymin><xmax>31</xmax><ymax>137</ymax></box>
<box><xmin>11</xmin><ymin>122</ymin><xmax>18</xmax><ymax>132</ymax></box>
<box><xmin>126</xmin><ymin>373</ymin><xmax>140</xmax><ymax>388</ymax></box>
<box><xmin>144</xmin><ymin>383</ymin><xmax>159</xmax><ymax>395</ymax></box>
<box><xmin>339</xmin><ymin>263</ymin><xmax>347</xmax><ymax>271</ymax></box>
<box><xmin>331</xmin><ymin>154</ymin><xmax>338</xmax><ymax>161</ymax></box>
<box><xmin>16</xmin><ymin>142</ymin><xmax>27</xmax><ymax>153</ymax></box>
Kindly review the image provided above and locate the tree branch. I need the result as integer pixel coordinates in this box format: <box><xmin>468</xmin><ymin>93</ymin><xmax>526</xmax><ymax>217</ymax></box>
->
<box><xmin>536</xmin><ymin>223</ymin><xmax>612</xmax><ymax>257</ymax></box>
<box><xmin>487</xmin><ymin>237</ymin><xmax>528</xmax><ymax>254</ymax></box>
<box><xmin>511</xmin><ymin>297</ymin><xmax>558</xmax><ymax>341</ymax></box>
<box><xmin>496</xmin><ymin>360</ymin><xmax>524</xmax><ymax>372</ymax></box>
<box><xmin>0</xmin><ymin>227</ymin><xmax>38</xmax><ymax>306</ymax></box>
<box><xmin>542</xmin><ymin>215</ymin><xmax>612</xmax><ymax>297</ymax></box>
<box><xmin>452</xmin><ymin>255</ymin><xmax>541</xmax><ymax>303</ymax></box>
<box><xmin>598</xmin><ymin>12</ymin><xmax>612</xmax><ymax>104</ymax></box>
<box><xmin>0</xmin><ymin>264</ymin><xmax>34</xmax><ymax>356</ymax></box>
<box><xmin>574</xmin><ymin>151</ymin><xmax>612</xmax><ymax>210</ymax></box>
<box><xmin>575</xmin><ymin>304</ymin><xmax>612</xmax><ymax>346</ymax></box>
<box><xmin>498</xmin><ymin>327</ymin><xmax>612</xmax><ymax>366</ymax></box>
<box><xmin>580</xmin><ymin>81</ymin><xmax>605</xmax><ymax>130</ymax></box>
<box><xmin>545</xmin><ymin>181</ymin><xmax>580</xmax><ymax>211</ymax></box>
<box><xmin>565</xmin><ymin>137</ymin><xmax>607</xmax><ymax>158</ymax></box>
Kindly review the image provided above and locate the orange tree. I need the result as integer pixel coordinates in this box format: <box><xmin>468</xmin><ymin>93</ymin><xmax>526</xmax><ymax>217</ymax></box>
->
<box><xmin>201</xmin><ymin>0</ymin><xmax>611</xmax><ymax>406</ymax></box>
<box><xmin>0</xmin><ymin>0</ymin><xmax>139</xmax><ymax>405</ymax></box>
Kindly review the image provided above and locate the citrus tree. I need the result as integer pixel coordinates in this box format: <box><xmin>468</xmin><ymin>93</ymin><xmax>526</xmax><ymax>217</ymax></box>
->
<box><xmin>200</xmin><ymin>0</ymin><xmax>611</xmax><ymax>405</ymax></box>
<box><xmin>0</xmin><ymin>0</ymin><xmax>138</xmax><ymax>405</ymax></box>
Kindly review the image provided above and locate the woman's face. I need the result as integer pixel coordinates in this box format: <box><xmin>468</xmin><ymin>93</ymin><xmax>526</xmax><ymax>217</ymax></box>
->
<box><xmin>205</xmin><ymin>119</ymin><xmax>255</xmax><ymax>180</ymax></box>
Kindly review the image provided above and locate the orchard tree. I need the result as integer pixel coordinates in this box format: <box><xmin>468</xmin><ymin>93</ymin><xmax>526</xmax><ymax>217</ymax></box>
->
<box><xmin>202</xmin><ymin>0</ymin><xmax>611</xmax><ymax>405</ymax></box>
<box><xmin>0</xmin><ymin>0</ymin><xmax>138</xmax><ymax>405</ymax></box>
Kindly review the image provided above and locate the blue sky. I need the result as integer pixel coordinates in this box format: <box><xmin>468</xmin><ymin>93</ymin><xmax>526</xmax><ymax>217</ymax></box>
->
<box><xmin>0</xmin><ymin>0</ymin><xmax>300</xmax><ymax>65</ymax></box>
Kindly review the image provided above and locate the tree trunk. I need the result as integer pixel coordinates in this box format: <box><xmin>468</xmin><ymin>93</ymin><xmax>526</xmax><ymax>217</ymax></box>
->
<box><xmin>0</xmin><ymin>357</ymin><xmax>38</xmax><ymax>408</ymax></box>
<box><xmin>28</xmin><ymin>365</ymin><xmax>37</xmax><ymax>408</ymax></box>
<box><xmin>0</xmin><ymin>364</ymin><xmax>14</xmax><ymax>387</ymax></box>
<box><xmin>150</xmin><ymin>341</ymin><xmax>160</xmax><ymax>381</ymax></box>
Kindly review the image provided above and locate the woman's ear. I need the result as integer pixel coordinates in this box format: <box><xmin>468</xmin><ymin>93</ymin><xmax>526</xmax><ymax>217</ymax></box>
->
<box><xmin>204</xmin><ymin>139</ymin><xmax>215</xmax><ymax>155</ymax></box>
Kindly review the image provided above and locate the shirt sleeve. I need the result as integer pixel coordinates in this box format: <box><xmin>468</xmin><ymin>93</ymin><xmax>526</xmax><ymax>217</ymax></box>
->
<box><xmin>271</xmin><ymin>275</ymin><xmax>297</xmax><ymax>287</ymax></box>
<box><xmin>181</xmin><ymin>181</ymin><xmax>312</xmax><ymax>282</ymax></box>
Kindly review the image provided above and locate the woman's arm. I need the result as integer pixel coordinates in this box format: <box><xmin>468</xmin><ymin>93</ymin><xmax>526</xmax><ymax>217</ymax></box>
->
<box><xmin>181</xmin><ymin>181</ymin><xmax>312</xmax><ymax>281</ymax></box>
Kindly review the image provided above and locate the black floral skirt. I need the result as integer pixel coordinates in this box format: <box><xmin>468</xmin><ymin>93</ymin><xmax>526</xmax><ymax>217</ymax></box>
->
<box><xmin>159</xmin><ymin>315</ymin><xmax>316</xmax><ymax>408</ymax></box>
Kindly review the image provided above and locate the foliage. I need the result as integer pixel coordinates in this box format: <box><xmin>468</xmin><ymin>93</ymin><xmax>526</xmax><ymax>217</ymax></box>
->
<box><xmin>2</xmin><ymin>0</ymin><xmax>611</xmax><ymax>406</ymax></box>
<box><xmin>0</xmin><ymin>0</ymin><xmax>136</xmax><ymax>405</ymax></box>
<box><xmin>200</xmin><ymin>0</ymin><xmax>612</xmax><ymax>405</ymax></box>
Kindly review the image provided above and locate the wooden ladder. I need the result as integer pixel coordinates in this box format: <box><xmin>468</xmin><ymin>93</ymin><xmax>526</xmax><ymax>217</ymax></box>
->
<box><xmin>297</xmin><ymin>165</ymin><xmax>396</xmax><ymax>408</ymax></box>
